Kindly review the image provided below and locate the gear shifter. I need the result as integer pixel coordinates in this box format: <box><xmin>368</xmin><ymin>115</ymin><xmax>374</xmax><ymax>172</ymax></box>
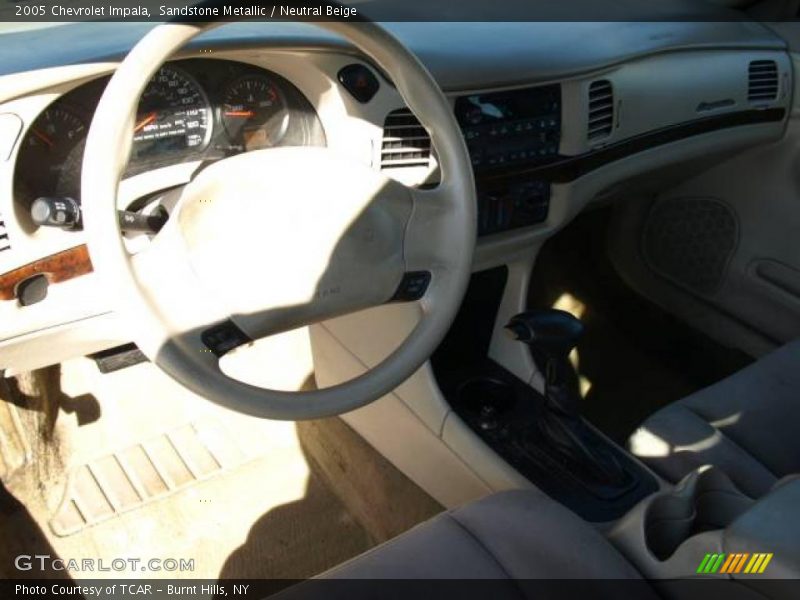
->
<box><xmin>506</xmin><ymin>309</ymin><xmax>583</xmax><ymax>417</ymax></box>
<box><xmin>506</xmin><ymin>310</ymin><xmax>629</xmax><ymax>489</ymax></box>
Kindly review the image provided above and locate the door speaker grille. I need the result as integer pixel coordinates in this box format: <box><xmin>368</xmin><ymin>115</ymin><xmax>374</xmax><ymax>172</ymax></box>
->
<box><xmin>643</xmin><ymin>197</ymin><xmax>738</xmax><ymax>295</ymax></box>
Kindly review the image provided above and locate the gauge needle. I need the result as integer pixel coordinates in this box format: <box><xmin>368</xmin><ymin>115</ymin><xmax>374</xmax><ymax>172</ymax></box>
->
<box><xmin>225</xmin><ymin>110</ymin><xmax>255</xmax><ymax>118</ymax></box>
<box><xmin>31</xmin><ymin>128</ymin><xmax>54</xmax><ymax>148</ymax></box>
<box><xmin>134</xmin><ymin>112</ymin><xmax>157</xmax><ymax>132</ymax></box>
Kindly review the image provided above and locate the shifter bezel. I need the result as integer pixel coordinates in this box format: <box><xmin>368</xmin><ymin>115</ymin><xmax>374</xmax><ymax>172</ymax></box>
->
<box><xmin>434</xmin><ymin>356</ymin><xmax>658</xmax><ymax>522</ymax></box>
<box><xmin>431</xmin><ymin>267</ymin><xmax>658</xmax><ymax>522</ymax></box>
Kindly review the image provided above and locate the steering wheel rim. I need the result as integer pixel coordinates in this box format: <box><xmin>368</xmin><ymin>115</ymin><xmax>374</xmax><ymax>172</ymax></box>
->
<box><xmin>82</xmin><ymin>17</ymin><xmax>476</xmax><ymax>420</ymax></box>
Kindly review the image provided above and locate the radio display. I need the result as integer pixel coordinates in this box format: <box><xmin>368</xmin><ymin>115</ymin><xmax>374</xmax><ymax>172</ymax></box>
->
<box><xmin>455</xmin><ymin>84</ymin><xmax>561</xmax><ymax>169</ymax></box>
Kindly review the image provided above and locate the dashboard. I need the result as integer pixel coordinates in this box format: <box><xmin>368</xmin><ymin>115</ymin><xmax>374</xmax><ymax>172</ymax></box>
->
<box><xmin>12</xmin><ymin>58</ymin><xmax>325</xmax><ymax>211</ymax></box>
<box><xmin>0</xmin><ymin>17</ymin><xmax>794</xmax><ymax>374</ymax></box>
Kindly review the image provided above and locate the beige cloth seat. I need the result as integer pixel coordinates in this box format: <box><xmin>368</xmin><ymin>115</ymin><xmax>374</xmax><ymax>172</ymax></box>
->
<box><xmin>276</xmin><ymin>466</ymin><xmax>798</xmax><ymax>596</ymax></box>
<box><xmin>318</xmin><ymin>490</ymin><xmax>647</xmax><ymax>581</ymax></box>
<box><xmin>629</xmin><ymin>340</ymin><xmax>800</xmax><ymax>498</ymax></box>
<box><xmin>274</xmin><ymin>490</ymin><xmax>656</xmax><ymax>599</ymax></box>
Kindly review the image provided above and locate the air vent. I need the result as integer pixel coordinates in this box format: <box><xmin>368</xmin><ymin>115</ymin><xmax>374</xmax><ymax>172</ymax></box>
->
<box><xmin>0</xmin><ymin>210</ymin><xmax>10</xmax><ymax>253</ymax></box>
<box><xmin>588</xmin><ymin>80</ymin><xmax>614</xmax><ymax>142</ymax></box>
<box><xmin>380</xmin><ymin>109</ymin><xmax>431</xmax><ymax>169</ymax></box>
<box><xmin>748</xmin><ymin>60</ymin><xmax>779</xmax><ymax>102</ymax></box>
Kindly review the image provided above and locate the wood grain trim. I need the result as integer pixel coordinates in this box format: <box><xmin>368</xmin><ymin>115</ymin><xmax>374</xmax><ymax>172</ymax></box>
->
<box><xmin>0</xmin><ymin>244</ymin><xmax>93</xmax><ymax>301</ymax></box>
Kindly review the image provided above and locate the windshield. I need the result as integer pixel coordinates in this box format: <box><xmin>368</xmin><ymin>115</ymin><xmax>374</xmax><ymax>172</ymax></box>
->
<box><xmin>0</xmin><ymin>22</ymin><xmax>67</xmax><ymax>34</ymax></box>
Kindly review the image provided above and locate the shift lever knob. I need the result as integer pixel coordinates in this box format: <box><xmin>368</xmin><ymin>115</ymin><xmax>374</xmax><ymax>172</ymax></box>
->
<box><xmin>505</xmin><ymin>309</ymin><xmax>584</xmax><ymax>359</ymax></box>
<box><xmin>505</xmin><ymin>309</ymin><xmax>584</xmax><ymax>416</ymax></box>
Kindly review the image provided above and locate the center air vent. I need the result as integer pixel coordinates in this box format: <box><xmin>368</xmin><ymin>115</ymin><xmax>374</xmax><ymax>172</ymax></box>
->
<box><xmin>748</xmin><ymin>60</ymin><xmax>779</xmax><ymax>103</ymax></box>
<box><xmin>380</xmin><ymin>109</ymin><xmax>431</xmax><ymax>170</ymax></box>
<box><xmin>588</xmin><ymin>80</ymin><xmax>614</xmax><ymax>142</ymax></box>
<box><xmin>0</xmin><ymin>210</ymin><xmax>10</xmax><ymax>253</ymax></box>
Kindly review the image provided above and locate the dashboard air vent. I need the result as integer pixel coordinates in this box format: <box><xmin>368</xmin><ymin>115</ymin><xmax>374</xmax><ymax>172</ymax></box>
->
<box><xmin>588</xmin><ymin>80</ymin><xmax>614</xmax><ymax>142</ymax></box>
<box><xmin>380</xmin><ymin>109</ymin><xmax>431</xmax><ymax>169</ymax></box>
<box><xmin>748</xmin><ymin>60</ymin><xmax>779</xmax><ymax>102</ymax></box>
<box><xmin>0</xmin><ymin>210</ymin><xmax>10</xmax><ymax>253</ymax></box>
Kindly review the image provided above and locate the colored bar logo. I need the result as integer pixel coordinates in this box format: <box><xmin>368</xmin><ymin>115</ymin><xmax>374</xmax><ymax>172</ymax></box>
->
<box><xmin>696</xmin><ymin>553</ymin><xmax>773</xmax><ymax>575</ymax></box>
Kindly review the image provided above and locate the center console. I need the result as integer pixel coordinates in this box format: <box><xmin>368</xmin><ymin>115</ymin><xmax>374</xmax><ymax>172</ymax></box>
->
<box><xmin>454</xmin><ymin>84</ymin><xmax>561</xmax><ymax>236</ymax></box>
<box><xmin>610</xmin><ymin>467</ymin><xmax>800</xmax><ymax>590</ymax></box>
<box><xmin>431</xmin><ymin>268</ymin><xmax>658</xmax><ymax>522</ymax></box>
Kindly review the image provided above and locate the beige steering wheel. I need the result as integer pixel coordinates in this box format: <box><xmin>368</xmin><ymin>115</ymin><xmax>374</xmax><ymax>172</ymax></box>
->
<box><xmin>81</xmin><ymin>18</ymin><xmax>476</xmax><ymax>420</ymax></box>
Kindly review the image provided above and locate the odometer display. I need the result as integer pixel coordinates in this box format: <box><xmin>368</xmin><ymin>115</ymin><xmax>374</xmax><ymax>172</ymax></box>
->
<box><xmin>132</xmin><ymin>66</ymin><xmax>212</xmax><ymax>161</ymax></box>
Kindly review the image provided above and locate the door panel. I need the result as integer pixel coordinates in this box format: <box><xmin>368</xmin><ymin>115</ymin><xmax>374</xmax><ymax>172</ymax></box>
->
<box><xmin>609</xmin><ymin>50</ymin><xmax>800</xmax><ymax>357</ymax></box>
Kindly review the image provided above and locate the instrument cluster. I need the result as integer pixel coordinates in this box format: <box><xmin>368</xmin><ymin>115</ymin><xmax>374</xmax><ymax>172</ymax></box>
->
<box><xmin>13</xmin><ymin>58</ymin><xmax>325</xmax><ymax>208</ymax></box>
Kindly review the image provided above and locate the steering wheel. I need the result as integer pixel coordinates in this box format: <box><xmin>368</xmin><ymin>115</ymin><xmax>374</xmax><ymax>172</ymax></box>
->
<box><xmin>81</xmin><ymin>17</ymin><xmax>476</xmax><ymax>420</ymax></box>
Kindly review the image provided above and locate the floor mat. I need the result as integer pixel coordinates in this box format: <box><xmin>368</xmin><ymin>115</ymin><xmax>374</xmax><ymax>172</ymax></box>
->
<box><xmin>528</xmin><ymin>208</ymin><xmax>751</xmax><ymax>444</ymax></box>
<box><xmin>50</xmin><ymin>419</ymin><xmax>253</xmax><ymax>537</ymax></box>
<box><xmin>1</xmin><ymin>334</ymin><xmax>442</xmax><ymax>581</ymax></box>
<box><xmin>1</xmin><ymin>352</ymin><xmax>375</xmax><ymax>580</ymax></box>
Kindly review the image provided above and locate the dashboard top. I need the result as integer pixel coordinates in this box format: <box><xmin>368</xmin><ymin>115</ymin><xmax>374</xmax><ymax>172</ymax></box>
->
<box><xmin>0</xmin><ymin>16</ymin><xmax>785</xmax><ymax>91</ymax></box>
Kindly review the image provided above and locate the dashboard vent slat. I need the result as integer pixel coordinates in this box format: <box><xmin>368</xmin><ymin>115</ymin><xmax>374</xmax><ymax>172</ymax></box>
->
<box><xmin>587</xmin><ymin>80</ymin><xmax>614</xmax><ymax>142</ymax></box>
<box><xmin>748</xmin><ymin>60</ymin><xmax>779</xmax><ymax>102</ymax></box>
<box><xmin>0</xmin><ymin>210</ymin><xmax>10</xmax><ymax>253</ymax></box>
<box><xmin>381</xmin><ymin>109</ymin><xmax>432</xmax><ymax>170</ymax></box>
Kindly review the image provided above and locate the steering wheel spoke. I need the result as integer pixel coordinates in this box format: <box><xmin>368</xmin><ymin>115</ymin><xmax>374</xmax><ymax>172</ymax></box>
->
<box><xmin>128</xmin><ymin>223</ymin><xmax>234</xmax><ymax>357</ymax></box>
<box><xmin>404</xmin><ymin>183</ymin><xmax>458</xmax><ymax>273</ymax></box>
<box><xmin>400</xmin><ymin>178</ymin><xmax>477</xmax><ymax>310</ymax></box>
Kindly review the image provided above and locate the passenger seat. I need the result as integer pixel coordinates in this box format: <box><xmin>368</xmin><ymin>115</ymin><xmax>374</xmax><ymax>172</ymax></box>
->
<box><xmin>629</xmin><ymin>340</ymin><xmax>800</xmax><ymax>498</ymax></box>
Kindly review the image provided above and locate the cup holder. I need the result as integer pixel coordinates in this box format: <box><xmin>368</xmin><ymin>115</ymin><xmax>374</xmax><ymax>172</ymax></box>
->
<box><xmin>644</xmin><ymin>467</ymin><xmax>755</xmax><ymax>560</ymax></box>
<box><xmin>456</xmin><ymin>377</ymin><xmax>516</xmax><ymax>430</ymax></box>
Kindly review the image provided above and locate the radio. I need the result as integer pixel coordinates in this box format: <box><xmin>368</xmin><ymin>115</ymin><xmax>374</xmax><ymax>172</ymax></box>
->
<box><xmin>455</xmin><ymin>84</ymin><xmax>561</xmax><ymax>170</ymax></box>
<box><xmin>455</xmin><ymin>84</ymin><xmax>560</xmax><ymax>236</ymax></box>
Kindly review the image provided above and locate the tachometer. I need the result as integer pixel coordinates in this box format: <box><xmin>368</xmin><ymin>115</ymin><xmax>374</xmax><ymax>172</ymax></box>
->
<box><xmin>132</xmin><ymin>66</ymin><xmax>212</xmax><ymax>161</ymax></box>
<box><xmin>221</xmin><ymin>75</ymin><xmax>289</xmax><ymax>151</ymax></box>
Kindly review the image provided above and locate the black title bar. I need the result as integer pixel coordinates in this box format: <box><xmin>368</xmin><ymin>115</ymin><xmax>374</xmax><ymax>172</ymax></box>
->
<box><xmin>0</xmin><ymin>0</ymin><xmax>777</xmax><ymax>23</ymax></box>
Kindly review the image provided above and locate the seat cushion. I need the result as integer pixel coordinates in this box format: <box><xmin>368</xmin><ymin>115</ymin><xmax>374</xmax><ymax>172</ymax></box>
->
<box><xmin>629</xmin><ymin>339</ymin><xmax>800</xmax><ymax>498</ymax></box>
<box><xmin>319</xmin><ymin>490</ymin><xmax>646</xmax><ymax>581</ymax></box>
<box><xmin>273</xmin><ymin>491</ymin><xmax>656</xmax><ymax>599</ymax></box>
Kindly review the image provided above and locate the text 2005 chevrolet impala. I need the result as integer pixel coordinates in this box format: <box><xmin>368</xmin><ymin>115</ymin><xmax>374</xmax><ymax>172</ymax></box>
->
<box><xmin>0</xmin><ymin>0</ymin><xmax>799</xmax><ymax>597</ymax></box>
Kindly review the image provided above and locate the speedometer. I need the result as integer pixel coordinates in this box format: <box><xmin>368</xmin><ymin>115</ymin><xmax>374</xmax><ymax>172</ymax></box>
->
<box><xmin>131</xmin><ymin>66</ymin><xmax>212</xmax><ymax>161</ymax></box>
